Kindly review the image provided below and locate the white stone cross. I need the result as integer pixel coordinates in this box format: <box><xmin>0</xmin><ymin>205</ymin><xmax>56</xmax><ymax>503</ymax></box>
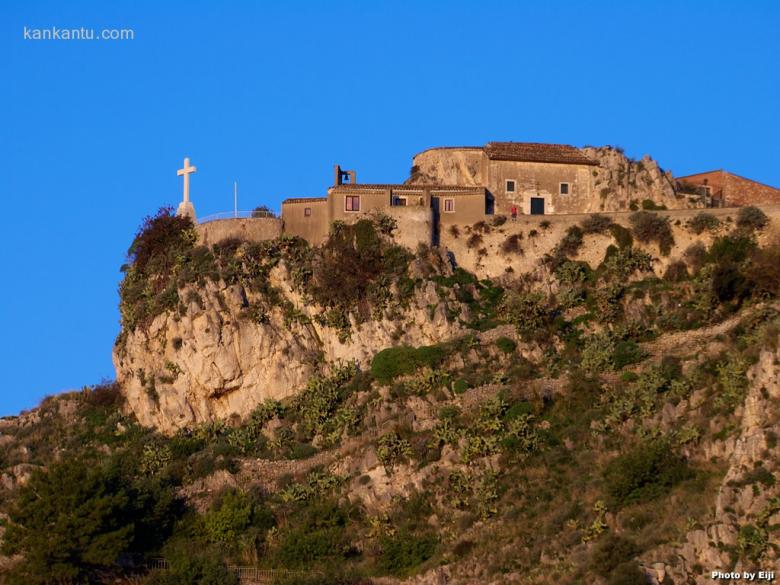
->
<box><xmin>177</xmin><ymin>157</ymin><xmax>197</xmax><ymax>203</ymax></box>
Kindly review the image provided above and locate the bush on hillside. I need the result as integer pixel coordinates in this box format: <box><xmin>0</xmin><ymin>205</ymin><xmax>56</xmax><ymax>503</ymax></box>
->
<box><xmin>371</xmin><ymin>344</ymin><xmax>448</xmax><ymax>383</ymax></box>
<box><xmin>580</xmin><ymin>214</ymin><xmax>614</xmax><ymax>234</ymax></box>
<box><xmin>736</xmin><ymin>206</ymin><xmax>769</xmax><ymax>231</ymax></box>
<box><xmin>641</xmin><ymin>199</ymin><xmax>667</xmax><ymax>211</ymax></box>
<box><xmin>500</xmin><ymin>234</ymin><xmax>523</xmax><ymax>255</ymax></box>
<box><xmin>629</xmin><ymin>211</ymin><xmax>674</xmax><ymax>256</ymax></box>
<box><xmin>688</xmin><ymin>212</ymin><xmax>720</xmax><ymax>234</ymax></box>
<box><xmin>2</xmin><ymin>459</ymin><xmax>179</xmax><ymax>584</ymax></box>
<box><xmin>604</xmin><ymin>440</ymin><xmax>691</xmax><ymax>506</ymax></box>
<box><xmin>378</xmin><ymin>530</ymin><xmax>437</xmax><ymax>574</ymax></box>
<box><xmin>590</xmin><ymin>534</ymin><xmax>640</xmax><ymax>577</ymax></box>
<box><xmin>663</xmin><ymin>260</ymin><xmax>689</xmax><ymax>282</ymax></box>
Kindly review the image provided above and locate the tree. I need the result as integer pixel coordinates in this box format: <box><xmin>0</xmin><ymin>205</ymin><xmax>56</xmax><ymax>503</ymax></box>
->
<box><xmin>3</xmin><ymin>459</ymin><xmax>179</xmax><ymax>584</ymax></box>
<box><xmin>3</xmin><ymin>461</ymin><xmax>133</xmax><ymax>583</ymax></box>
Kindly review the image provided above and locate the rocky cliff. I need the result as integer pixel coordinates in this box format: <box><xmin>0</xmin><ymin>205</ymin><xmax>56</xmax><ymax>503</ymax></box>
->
<box><xmin>582</xmin><ymin>146</ymin><xmax>685</xmax><ymax>212</ymax></box>
<box><xmin>114</xmin><ymin>269</ymin><xmax>464</xmax><ymax>433</ymax></box>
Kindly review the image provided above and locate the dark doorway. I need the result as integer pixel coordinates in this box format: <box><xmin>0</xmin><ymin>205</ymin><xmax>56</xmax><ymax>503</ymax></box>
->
<box><xmin>530</xmin><ymin>197</ymin><xmax>545</xmax><ymax>215</ymax></box>
<box><xmin>431</xmin><ymin>196</ymin><xmax>440</xmax><ymax>246</ymax></box>
<box><xmin>485</xmin><ymin>193</ymin><xmax>495</xmax><ymax>215</ymax></box>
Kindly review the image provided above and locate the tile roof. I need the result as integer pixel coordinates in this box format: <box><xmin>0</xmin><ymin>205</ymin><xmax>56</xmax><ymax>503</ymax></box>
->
<box><xmin>412</xmin><ymin>142</ymin><xmax>597</xmax><ymax>165</ymax></box>
<box><xmin>330</xmin><ymin>184</ymin><xmax>485</xmax><ymax>193</ymax></box>
<box><xmin>484</xmin><ymin>142</ymin><xmax>598</xmax><ymax>165</ymax></box>
<box><xmin>282</xmin><ymin>197</ymin><xmax>327</xmax><ymax>204</ymax></box>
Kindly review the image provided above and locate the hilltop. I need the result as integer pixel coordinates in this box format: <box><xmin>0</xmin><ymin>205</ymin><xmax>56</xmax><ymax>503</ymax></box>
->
<box><xmin>1</xmin><ymin>203</ymin><xmax>780</xmax><ymax>585</ymax></box>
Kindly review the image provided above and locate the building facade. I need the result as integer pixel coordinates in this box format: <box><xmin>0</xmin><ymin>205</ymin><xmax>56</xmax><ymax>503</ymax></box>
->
<box><xmin>281</xmin><ymin>142</ymin><xmax>600</xmax><ymax>245</ymax></box>
<box><xmin>676</xmin><ymin>170</ymin><xmax>780</xmax><ymax>208</ymax></box>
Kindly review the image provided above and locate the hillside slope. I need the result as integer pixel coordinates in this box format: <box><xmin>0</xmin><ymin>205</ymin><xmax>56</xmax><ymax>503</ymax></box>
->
<box><xmin>1</xmin><ymin>206</ymin><xmax>780</xmax><ymax>585</ymax></box>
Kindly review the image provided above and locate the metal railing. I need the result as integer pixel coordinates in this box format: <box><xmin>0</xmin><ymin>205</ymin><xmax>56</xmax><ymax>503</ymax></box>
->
<box><xmin>198</xmin><ymin>210</ymin><xmax>278</xmax><ymax>224</ymax></box>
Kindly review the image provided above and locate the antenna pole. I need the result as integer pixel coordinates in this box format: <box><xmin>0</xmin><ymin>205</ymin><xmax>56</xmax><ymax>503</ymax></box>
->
<box><xmin>234</xmin><ymin>181</ymin><xmax>238</xmax><ymax>218</ymax></box>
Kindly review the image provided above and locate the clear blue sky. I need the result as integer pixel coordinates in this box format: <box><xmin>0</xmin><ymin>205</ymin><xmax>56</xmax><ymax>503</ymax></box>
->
<box><xmin>1</xmin><ymin>1</ymin><xmax>778</xmax><ymax>416</ymax></box>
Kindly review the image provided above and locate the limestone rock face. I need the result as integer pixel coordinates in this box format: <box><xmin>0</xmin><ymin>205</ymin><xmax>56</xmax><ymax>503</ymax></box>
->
<box><xmin>113</xmin><ymin>266</ymin><xmax>464</xmax><ymax>434</ymax></box>
<box><xmin>657</xmin><ymin>339</ymin><xmax>780</xmax><ymax>584</ymax></box>
<box><xmin>581</xmin><ymin>146</ymin><xmax>687</xmax><ymax>211</ymax></box>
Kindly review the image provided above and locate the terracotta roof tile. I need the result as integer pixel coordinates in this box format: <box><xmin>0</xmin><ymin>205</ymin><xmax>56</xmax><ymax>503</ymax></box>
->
<box><xmin>484</xmin><ymin>142</ymin><xmax>597</xmax><ymax>165</ymax></box>
<box><xmin>330</xmin><ymin>184</ymin><xmax>485</xmax><ymax>193</ymax></box>
<box><xmin>282</xmin><ymin>197</ymin><xmax>327</xmax><ymax>204</ymax></box>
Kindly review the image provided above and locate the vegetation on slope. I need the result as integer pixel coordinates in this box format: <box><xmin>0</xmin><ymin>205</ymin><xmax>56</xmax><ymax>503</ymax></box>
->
<box><xmin>2</xmin><ymin>210</ymin><xmax>780</xmax><ymax>584</ymax></box>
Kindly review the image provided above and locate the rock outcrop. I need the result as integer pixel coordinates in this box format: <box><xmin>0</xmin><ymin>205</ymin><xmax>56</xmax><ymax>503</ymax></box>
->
<box><xmin>582</xmin><ymin>146</ymin><xmax>686</xmax><ymax>211</ymax></box>
<box><xmin>113</xmin><ymin>262</ymin><xmax>465</xmax><ymax>434</ymax></box>
<box><xmin>653</xmin><ymin>339</ymin><xmax>780</xmax><ymax>584</ymax></box>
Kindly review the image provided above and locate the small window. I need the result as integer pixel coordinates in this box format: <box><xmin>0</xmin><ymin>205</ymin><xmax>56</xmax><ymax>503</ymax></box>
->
<box><xmin>444</xmin><ymin>198</ymin><xmax>455</xmax><ymax>213</ymax></box>
<box><xmin>392</xmin><ymin>196</ymin><xmax>407</xmax><ymax>207</ymax></box>
<box><xmin>304</xmin><ymin>207</ymin><xmax>312</xmax><ymax>217</ymax></box>
<box><xmin>559</xmin><ymin>182</ymin><xmax>570</xmax><ymax>195</ymax></box>
<box><xmin>345</xmin><ymin>195</ymin><xmax>360</xmax><ymax>212</ymax></box>
<box><xmin>506</xmin><ymin>180</ymin><xmax>516</xmax><ymax>193</ymax></box>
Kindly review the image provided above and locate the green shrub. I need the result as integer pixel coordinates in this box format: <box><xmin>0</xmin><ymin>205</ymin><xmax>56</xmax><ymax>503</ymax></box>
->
<box><xmin>376</xmin><ymin>431</ymin><xmax>413</xmax><ymax>471</ymax></box>
<box><xmin>202</xmin><ymin>490</ymin><xmax>254</xmax><ymax>547</ymax></box>
<box><xmin>604</xmin><ymin>440</ymin><xmax>691</xmax><ymax>506</ymax></box>
<box><xmin>711</xmin><ymin>263</ymin><xmax>748</xmax><ymax>303</ymax></box>
<box><xmin>663</xmin><ymin>260</ymin><xmax>689</xmax><ymax>282</ymax></box>
<box><xmin>580</xmin><ymin>214</ymin><xmax>614</xmax><ymax>234</ymax></box>
<box><xmin>557</xmin><ymin>225</ymin><xmax>584</xmax><ymax>257</ymax></box>
<box><xmin>641</xmin><ymin>199</ymin><xmax>667</xmax><ymax>211</ymax></box>
<box><xmin>452</xmin><ymin>378</ymin><xmax>469</xmax><ymax>394</ymax></box>
<box><xmin>378</xmin><ymin>530</ymin><xmax>437</xmax><ymax>574</ymax></box>
<box><xmin>688</xmin><ymin>212</ymin><xmax>720</xmax><ymax>234</ymax></box>
<box><xmin>371</xmin><ymin>344</ymin><xmax>448</xmax><ymax>384</ymax></box>
<box><xmin>590</xmin><ymin>534</ymin><xmax>639</xmax><ymax>577</ymax></box>
<box><xmin>500</xmin><ymin>234</ymin><xmax>523</xmax><ymax>255</ymax></box>
<box><xmin>495</xmin><ymin>336</ymin><xmax>517</xmax><ymax>354</ymax></box>
<box><xmin>2</xmin><ymin>459</ymin><xmax>178</xmax><ymax>584</ymax></box>
<box><xmin>612</xmin><ymin>339</ymin><xmax>646</xmax><ymax>369</ymax></box>
<box><xmin>150</xmin><ymin>548</ymin><xmax>239</xmax><ymax>585</ymax></box>
<box><xmin>292</xmin><ymin>362</ymin><xmax>359</xmax><ymax>444</ymax></box>
<box><xmin>501</xmin><ymin>290</ymin><xmax>550</xmax><ymax>337</ymax></box>
<box><xmin>737</xmin><ymin>206</ymin><xmax>769</xmax><ymax>231</ymax></box>
<box><xmin>274</xmin><ymin>501</ymin><xmax>354</xmax><ymax>567</ymax></box>
<box><xmin>708</xmin><ymin>234</ymin><xmax>756</xmax><ymax>265</ymax></box>
<box><xmin>602</xmin><ymin>247</ymin><xmax>653</xmax><ymax>279</ymax></box>
<box><xmin>629</xmin><ymin>211</ymin><xmax>674</xmax><ymax>256</ymax></box>
<box><xmin>609</xmin><ymin>224</ymin><xmax>633</xmax><ymax>249</ymax></box>
<box><xmin>466</xmin><ymin>232</ymin><xmax>483</xmax><ymax>249</ymax></box>
<box><xmin>738</xmin><ymin>524</ymin><xmax>768</xmax><ymax>562</ymax></box>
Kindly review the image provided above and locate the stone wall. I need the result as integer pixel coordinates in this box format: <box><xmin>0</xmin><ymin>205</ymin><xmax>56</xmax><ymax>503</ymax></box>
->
<box><xmin>281</xmin><ymin>199</ymin><xmax>329</xmax><ymax>244</ymax></box>
<box><xmin>486</xmin><ymin>159</ymin><xmax>594</xmax><ymax>216</ymax></box>
<box><xmin>384</xmin><ymin>206</ymin><xmax>433</xmax><ymax>249</ymax></box>
<box><xmin>196</xmin><ymin>217</ymin><xmax>282</xmax><ymax>246</ymax></box>
<box><xmin>440</xmin><ymin>205</ymin><xmax>780</xmax><ymax>280</ymax></box>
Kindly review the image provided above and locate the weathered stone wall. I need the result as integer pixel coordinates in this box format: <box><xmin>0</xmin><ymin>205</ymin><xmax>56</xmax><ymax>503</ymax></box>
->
<box><xmin>384</xmin><ymin>206</ymin><xmax>433</xmax><ymax>249</ymax></box>
<box><xmin>196</xmin><ymin>217</ymin><xmax>282</xmax><ymax>246</ymax></box>
<box><xmin>485</xmin><ymin>159</ymin><xmax>594</xmax><ymax>215</ymax></box>
<box><xmin>441</xmin><ymin>205</ymin><xmax>780</xmax><ymax>280</ymax></box>
<box><xmin>436</xmin><ymin>193</ymin><xmax>486</xmax><ymax>226</ymax></box>
<box><xmin>281</xmin><ymin>199</ymin><xmax>329</xmax><ymax>244</ymax></box>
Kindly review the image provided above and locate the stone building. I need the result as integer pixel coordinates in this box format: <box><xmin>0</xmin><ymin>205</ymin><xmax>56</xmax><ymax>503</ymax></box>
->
<box><xmin>183</xmin><ymin>146</ymin><xmax>779</xmax><ymax>250</ymax></box>
<box><xmin>408</xmin><ymin>142</ymin><xmax>599</xmax><ymax>215</ymax></box>
<box><xmin>281</xmin><ymin>143</ymin><xmax>600</xmax><ymax>246</ymax></box>
<box><xmin>676</xmin><ymin>170</ymin><xmax>780</xmax><ymax>208</ymax></box>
